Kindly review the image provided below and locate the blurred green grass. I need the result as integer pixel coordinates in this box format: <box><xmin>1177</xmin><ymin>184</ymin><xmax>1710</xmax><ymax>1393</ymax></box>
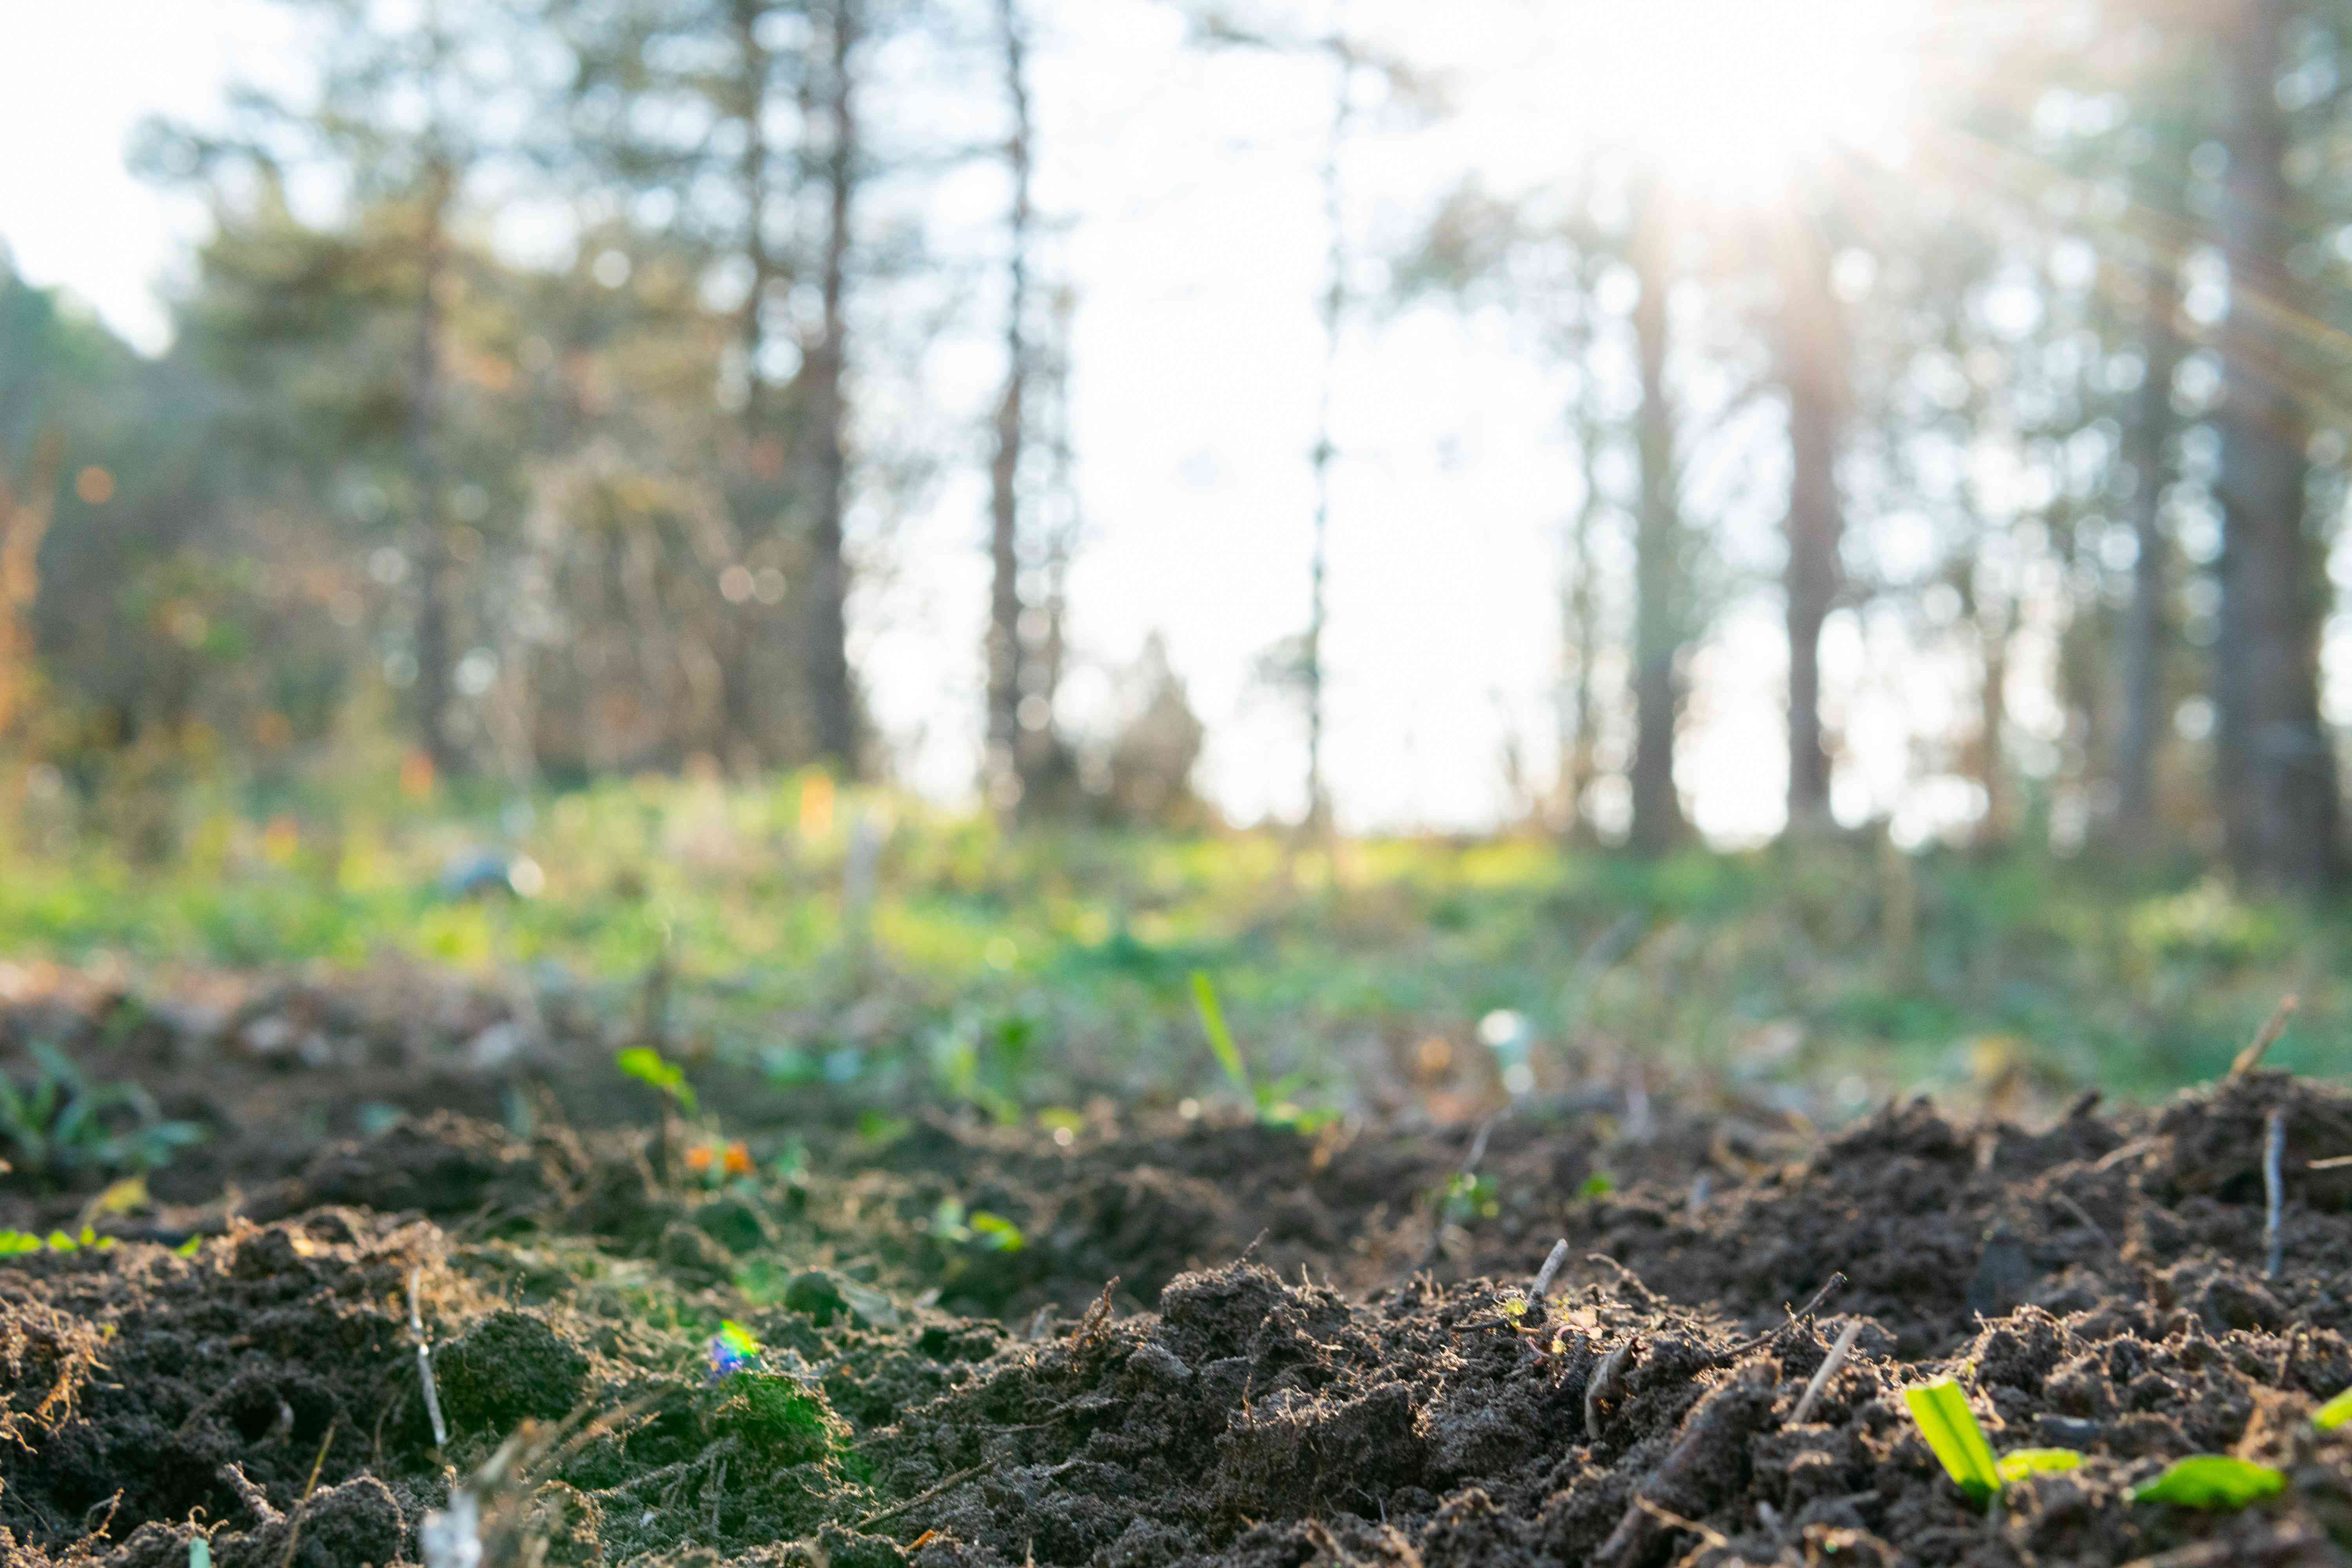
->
<box><xmin>0</xmin><ymin>769</ymin><xmax>2343</xmax><ymax>1123</ymax></box>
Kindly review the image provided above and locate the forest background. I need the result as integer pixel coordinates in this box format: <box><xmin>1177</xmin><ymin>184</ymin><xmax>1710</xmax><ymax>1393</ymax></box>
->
<box><xmin>0</xmin><ymin>0</ymin><xmax>2345</xmax><ymax>1126</ymax></box>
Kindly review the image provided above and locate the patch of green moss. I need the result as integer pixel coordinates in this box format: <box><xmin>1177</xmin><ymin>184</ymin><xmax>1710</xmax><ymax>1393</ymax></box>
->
<box><xmin>705</xmin><ymin>1373</ymin><xmax>844</xmax><ymax>1466</ymax></box>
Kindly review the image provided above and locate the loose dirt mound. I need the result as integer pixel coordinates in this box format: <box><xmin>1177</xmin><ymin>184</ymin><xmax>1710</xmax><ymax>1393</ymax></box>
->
<box><xmin>4</xmin><ymin>987</ymin><xmax>2352</xmax><ymax>1565</ymax></box>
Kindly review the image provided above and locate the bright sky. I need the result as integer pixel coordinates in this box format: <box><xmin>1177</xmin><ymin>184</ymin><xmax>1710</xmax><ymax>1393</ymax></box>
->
<box><xmin>0</xmin><ymin>0</ymin><xmax>1942</xmax><ymax>842</ymax></box>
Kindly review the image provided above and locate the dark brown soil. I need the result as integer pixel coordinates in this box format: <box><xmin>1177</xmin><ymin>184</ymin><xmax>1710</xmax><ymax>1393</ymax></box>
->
<box><xmin>4</xmin><ymin>975</ymin><xmax>2352</xmax><ymax>1565</ymax></box>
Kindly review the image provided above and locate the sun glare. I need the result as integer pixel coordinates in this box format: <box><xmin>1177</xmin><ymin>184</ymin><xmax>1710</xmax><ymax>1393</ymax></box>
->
<box><xmin>1528</xmin><ymin>0</ymin><xmax>1921</xmax><ymax>203</ymax></box>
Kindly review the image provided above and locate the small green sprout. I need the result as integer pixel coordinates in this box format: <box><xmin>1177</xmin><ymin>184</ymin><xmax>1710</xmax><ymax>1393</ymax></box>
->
<box><xmin>174</xmin><ymin>1235</ymin><xmax>203</xmax><ymax>1258</ymax></box>
<box><xmin>2132</xmin><ymin>1456</ymin><xmax>2285</xmax><ymax>1509</ymax></box>
<box><xmin>615</xmin><ymin>1047</ymin><xmax>697</xmax><ymax>1116</ymax></box>
<box><xmin>1441</xmin><ymin>1171</ymin><xmax>1499</xmax><ymax>1223</ymax></box>
<box><xmin>1188</xmin><ymin>971</ymin><xmax>1330</xmax><ymax>1130</ymax></box>
<box><xmin>2314</xmin><ymin>1385</ymin><xmax>2352</xmax><ymax>1431</ymax></box>
<box><xmin>769</xmin><ymin>1137</ymin><xmax>809</xmax><ymax>1181</ymax></box>
<box><xmin>931</xmin><ymin>1198</ymin><xmax>1025</xmax><ymax>1252</ymax></box>
<box><xmin>968</xmin><ymin>1211</ymin><xmax>1025</xmax><ymax>1252</ymax></box>
<box><xmin>0</xmin><ymin>1226</ymin><xmax>116</xmax><ymax>1259</ymax></box>
<box><xmin>1905</xmin><ymin>1379</ymin><xmax>2001</xmax><ymax>1505</ymax></box>
<box><xmin>856</xmin><ymin>1111</ymin><xmax>911</xmax><ymax>1144</ymax></box>
<box><xmin>1191</xmin><ymin>971</ymin><xmax>1248</xmax><ymax>1098</ymax></box>
<box><xmin>0</xmin><ymin>1044</ymin><xmax>205</xmax><ymax>1179</ymax></box>
<box><xmin>1579</xmin><ymin>1172</ymin><xmax>1616</xmax><ymax>1198</ymax></box>
<box><xmin>1996</xmin><ymin>1448</ymin><xmax>2082</xmax><ymax>1482</ymax></box>
<box><xmin>1902</xmin><ymin>1379</ymin><xmax>2080</xmax><ymax>1509</ymax></box>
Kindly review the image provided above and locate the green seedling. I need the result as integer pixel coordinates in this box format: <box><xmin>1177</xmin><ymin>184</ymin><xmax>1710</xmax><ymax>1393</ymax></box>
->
<box><xmin>1191</xmin><ymin>971</ymin><xmax>1249</xmax><ymax>1098</ymax></box>
<box><xmin>2314</xmin><ymin>1385</ymin><xmax>2352</xmax><ymax>1431</ymax></box>
<box><xmin>1902</xmin><ymin>1379</ymin><xmax>2080</xmax><ymax>1508</ymax></box>
<box><xmin>615</xmin><ymin>1047</ymin><xmax>697</xmax><ymax>1116</ymax></box>
<box><xmin>1905</xmin><ymin>1380</ymin><xmax>2001</xmax><ymax>1504</ymax></box>
<box><xmin>1188</xmin><ymin>971</ymin><xmax>1328</xmax><ymax>1129</ymax></box>
<box><xmin>0</xmin><ymin>1043</ymin><xmax>204</xmax><ymax>1180</ymax></box>
<box><xmin>1996</xmin><ymin>1448</ymin><xmax>2082</xmax><ymax>1482</ymax></box>
<box><xmin>969</xmin><ymin>1211</ymin><xmax>1025</xmax><ymax>1251</ymax></box>
<box><xmin>856</xmin><ymin>1111</ymin><xmax>912</xmax><ymax>1145</ymax></box>
<box><xmin>1579</xmin><ymin>1172</ymin><xmax>1616</xmax><ymax>1198</ymax></box>
<box><xmin>0</xmin><ymin>1226</ymin><xmax>116</xmax><ymax>1258</ymax></box>
<box><xmin>2132</xmin><ymin>1455</ymin><xmax>2285</xmax><ymax>1509</ymax></box>
<box><xmin>930</xmin><ymin>1198</ymin><xmax>1026</xmax><ymax>1252</ymax></box>
<box><xmin>1441</xmin><ymin>1171</ymin><xmax>1499</xmax><ymax>1223</ymax></box>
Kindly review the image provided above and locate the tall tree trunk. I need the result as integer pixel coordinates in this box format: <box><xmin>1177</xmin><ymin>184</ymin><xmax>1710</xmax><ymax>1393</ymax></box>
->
<box><xmin>2216</xmin><ymin>0</ymin><xmax>2341</xmax><ymax>889</ymax></box>
<box><xmin>1027</xmin><ymin>285</ymin><xmax>1083</xmax><ymax>808</ymax></box>
<box><xmin>1557</xmin><ymin>397</ymin><xmax>1605</xmax><ymax>844</ymax></box>
<box><xmin>1775</xmin><ymin>214</ymin><xmax>1844</xmax><ymax>831</ymax></box>
<box><xmin>2114</xmin><ymin>245</ymin><xmax>2183</xmax><ymax>846</ymax></box>
<box><xmin>408</xmin><ymin>156</ymin><xmax>462</xmax><ymax>779</ymax></box>
<box><xmin>986</xmin><ymin>0</ymin><xmax>1033</xmax><ymax>818</ymax></box>
<box><xmin>719</xmin><ymin>0</ymin><xmax>781</xmax><ymax>768</ymax></box>
<box><xmin>0</xmin><ymin>429</ymin><xmax>61</xmax><ymax>748</ymax></box>
<box><xmin>1300</xmin><ymin>40</ymin><xmax>1350</xmax><ymax>839</ymax></box>
<box><xmin>804</xmin><ymin>0</ymin><xmax>859</xmax><ymax>773</ymax></box>
<box><xmin>1628</xmin><ymin>184</ymin><xmax>1686</xmax><ymax>857</ymax></box>
<box><xmin>1977</xmin><ymin>594</ymin><xmax>2012</xmax><ymax>849</ymax></box>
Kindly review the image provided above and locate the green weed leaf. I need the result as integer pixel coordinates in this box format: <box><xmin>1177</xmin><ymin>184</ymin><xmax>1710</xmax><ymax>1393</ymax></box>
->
<box><xmin>2132</xmin><ymin>1455</ymin><xmax>2285</xmax><ymax>1509</ymax></box>
<box><xmin>1190</xmin><ymin>971</ymin><xmax>1250</xmax><ymax>1097</ymax></box>
<box><xmin>1442</xmin><ymin>1171</ymin><xmax>1499</xmax><ymax>1223</ymax></box>
<box><xmin>1903</xmin><ymin>1378</ymin><xmax>2000</xmax><ymax>1505</ymax></box>
<box><xmin>2315</xmin><ymin>1386</ymin><xmax>2352</xmax><ymax>1431</ymax></box>
<box><xmin>0</xmin><ymin>1231</ymin><xmax>41</xmax><ymax>1256</ymax></box>
<box><xmin>1996</xmin><ymin>1448</ymin><xmax>2082</xmax><ymax>1483</ymax></box>
<box><xmin>969</xmin><ymin>1211</ymin><xmax>1025</xmax><ymax>1252</ymax></box>
<box><xmin>615</xmin><ymin>1047</ymin><xmax>697</xmax><ymax>1116</ymax></box>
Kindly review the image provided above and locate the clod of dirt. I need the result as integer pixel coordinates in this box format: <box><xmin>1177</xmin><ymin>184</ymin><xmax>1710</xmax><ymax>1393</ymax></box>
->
<box><xmin>436</xmin><ymin>1310</ymin><xmax>590</xmax><ymax>1433</ymax></box>
<box><xmin>294</xmin><ymin>1111</ymin><xmax>563</xmax><ymax>1220</ymax></box>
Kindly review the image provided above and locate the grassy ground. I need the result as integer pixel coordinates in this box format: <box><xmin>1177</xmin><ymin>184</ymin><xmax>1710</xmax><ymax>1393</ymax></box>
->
<box><xmin>0</xmin><ymin>769</ymin><xmax>2342</xmax><ymax>1126</ymax></box>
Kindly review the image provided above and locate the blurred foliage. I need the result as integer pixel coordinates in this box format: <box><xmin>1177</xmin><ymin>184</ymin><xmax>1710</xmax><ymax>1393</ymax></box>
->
<box><xmin>0</xmin><ymin>767</ymin><xmax>2341</xmax><ymax>1122</ymax></box>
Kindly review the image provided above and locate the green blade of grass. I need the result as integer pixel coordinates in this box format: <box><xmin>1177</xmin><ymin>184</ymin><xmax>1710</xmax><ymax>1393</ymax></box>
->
<box><xmin>1190</xmin><ymin>971</ymin><xmax>1250</xmax><ymax>1097</ymax></box>
<box><xmin>1996</xmin><ymin>1448</ymin><xmax>2082</xmax><ymax>1483</ymax></box>
<box><xmin>615</xmin><ymin>1046</ymin><xmax>698</xmax><ymax>1117</ymax></box>
<box><xmin>2315</xmin><ymin>1386</ymin><xmax>2352</xmax><ymax>1431</ymax></box>
<box><xmin>1903</xmin><ymin>1378</ymin><xmax>2000</xmax><ymax>1505</ymax></box>
<box><xmin>2132</xmin><ymin>1455</ymin><xmax>2285</xmax><ymax>1509</ymax></box>
<box><xmin>969</xmin><ymin>1211</ymin><xmax>1026</xmax><ymax>1251</ymax></box>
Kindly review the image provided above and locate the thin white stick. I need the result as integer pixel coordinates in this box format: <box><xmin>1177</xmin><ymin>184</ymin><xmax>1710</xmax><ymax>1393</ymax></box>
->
<box><xmin>1789</xmin><ymin>1319</ymin><xmax>1862</xmax><ymax>1426</ymax></box>
<box><xmin>2263</xmin><ymin>1109</ymin><xmax>2286</xmax><ymax>1280</ymax></box>
<box><xmin>1532</xmin><ymin>1238</ymin><xmax>1572</xmax><ymax>1298</ymax></box>
<box><xmin>410</xmin><ymin>1267</ymin><xmax>449</xmax><ymax>1450</ymax></box>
